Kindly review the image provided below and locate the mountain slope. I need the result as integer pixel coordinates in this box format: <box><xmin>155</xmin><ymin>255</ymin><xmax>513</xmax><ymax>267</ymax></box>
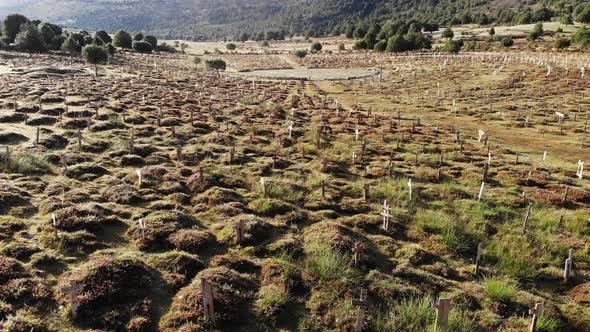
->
<box><xmin>0</xmin><ymin>0</ymin><xmax>559</xmax><ymax>40</ymax></box>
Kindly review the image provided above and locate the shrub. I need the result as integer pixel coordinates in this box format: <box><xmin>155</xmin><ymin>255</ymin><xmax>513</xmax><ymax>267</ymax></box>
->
<box><xmin>338</xmin><ymin>43</ymin><xmax>345</xmax><ymax>50</ymax></box>
<box><xmin>501</xmin><ymin>37</ymin><xmax>514</xmax><ymax>47</ymax></box>
<box><xmin>9</xmin><ymin>153</ymin><xmax>50</xmax><ymax>175</ymax></box>
<box><xmin>390</xmin><ymin>296</ymin><xmax>436</xmax><ymax>331</ymax></box>
<box><xmin>575</xmin><ymin>7</ymin><xmax>590</xmax><ymax>24</ymax></box>
<box><xmin>143</xmin><ymin>35</ymin><xmax>157</xmax><ymax>49</ymax></box>
<box><xmin>528</xmin><ymin>22</ymin><xmax>544</xmax><ymax>41</ymax></box>
<box><xmin>386</xmin><ymin>35</ymin><xmax>409</xmax><ymax>52</ymax></box>
<box><xmin>113</xmin><ymin>30</ymin><xmax>132</xmax><ymax>49</ymax></box>
<box><xmin>133</xmin><ymin>32</ymin><xmax>144</xmax><ymax>41</ymax></box>
<box><xmin>293</xmin><ymin>49</ymin><xmax>307</xmax><ymax>58</ymax></box>
<box><xmin>256</xmin><ymin>284</ymin><xmax>289</xmax><ymax>312</ymax></box>
<box><xmin>536</xmin><ymin>314</ymin><xmax>561</xmax><ymax>332</ymax></box>
<box><xmin>95</xmin><ymin>30</ymin><xmax>112</xmax><ymax>44</ymax></box>
<box><xmin>193</xmin><ymin>56</ymin><xmax>201</xmax><ymax>66</ymax></box>
<box><xmin>37</xmin><ymin>22</ymin><xmax>56</xmax><ymax>45</ymax></box>
<box><xmin>226</xmin><ymin>42</ymin><xmax>237</xmax><ymax>50</ymax></box>
<box><xmin>132</xmin><ymin>40</ymin><xmax>152</xmax><ymax>54</ymax></box>
<box><xmin>442</xmin><ymin>27</ymin><xmax>454</xmax><ymax>40</ymax></box>
<box><xmin>555</xmin><ymin>38</ymin><xmax>571</xmax><ymax>49</ymax></box>
<box><xmin>61</xmin><ymin>35</ymin><xmax>81</xmax><ymax>55</ymax></box>
<box><xmin>482</xmin><ymin>277</ymin><xmax>519</xmax><ymax>304</ymax></box>
<box><xmin>311</xmin><ymin>42</ymin><xmax>322</xmax><ymax>52</ymax></box>
<box><xmin>304</xmin><ymin>241</ymin><xmax>354</xmax><ymax>284</ymax></box>
<box><xmin>104</xmin><ymin>43</ymin><xmax>115</xmax><ymax>55</ymax></box>
<box><xmin>261</xmin><ymin>41</ymin><xmax>269</xmax><ymax>47</ymax></box>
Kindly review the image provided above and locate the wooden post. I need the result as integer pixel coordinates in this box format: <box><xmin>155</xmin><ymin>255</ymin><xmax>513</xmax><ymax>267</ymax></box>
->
<box><xmin>482</xmin><ymin>162</ymin><xmax>489</xmax><ymax>182</ymax></box>
<box><xmin>233</xmin><ymin>219</ymin><xmax>245</xmax><ymax>244</ymax></box>
<box><xmin>320</xmin><ymin>180</ymin><xmax>326</xmax><ymax>199</ymax></box>
<box><xmin>363</xmin><ymin>183</ymin><xmax>370</xmax><ymax>202</ymax></box>
<box><xmin>475</xmin><ymin>242</ymin><xmax>482</xmax><ymax>275</ymax></box>
<box><xmin>351</xmin><ymin>289</ymin><xmax>368</xmax><ymax>332</ymax></box>
<box><xmin>77</xmin><ymin>130</ymin><xmax>82</xmax><ymax>151</ymax></box>
<box><xmin>477</xmin><ymin>182</ymin><xmax>485</xmax><ymax>203</ymax></box>
<box><xmin>522</xmin><ymin>203</ymin><xmax>533</xmax><ymax>234</ymax></box>
<box><xmin>201</xmin><ymin>277</ymin><xmax>216</xmax><ymax>328</ymax></box>
<box><xmin>434</xmin><ymin>298</ymin><xmax>454</xmax><ymax>330</ymax></box>
<box><xmin>176</xmin><ymin>144</ymin><xmax>182</xmax><ymax>162</ymax></box>
<box><xmin>564</xmin><ymin>249</ymin><xmax>573</xmax><ymax>283</ymax></box>
<box><xmin>136</xmin><ymin>168</ymin><xmax>142</xmax><ymax>187</ymax></box>
<box><xmin>137</xmin><ymin>218</ymin><xmax>146</xmax><ymax>238</ymax></box>
<box><xmin>60</xmin><ymin>280</ymin><xmax>82</xmax><ymax>319</ymax></box>
<box><xmin>321</xmin><ymin>158</ymin><xmax>328</xmax><ymax>173</ymax></box>
<box><xmin>562</xmin><ymin>185</ymin><xmax>569</xmax><ymax>203</ymax></box>
<box><xmin>352</xmin><ymin>241</ymin><xmax>364</xmax><ymax>266</ymax></box>
<box><xmin>529</xmin><ymin>303</ymin><xmax>543</xmax><ymax>332</ymax></box>
<box><xmin>36</xmin><ymin>127</ymin><xmax>40</xmax><ymax>145</ymax></box>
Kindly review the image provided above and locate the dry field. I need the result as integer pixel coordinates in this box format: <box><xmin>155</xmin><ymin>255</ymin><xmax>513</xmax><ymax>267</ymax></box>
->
<box><xmin>0</xmin><ymin>44</ymin><xmax>588</xmax><ymax>332</ymax></box>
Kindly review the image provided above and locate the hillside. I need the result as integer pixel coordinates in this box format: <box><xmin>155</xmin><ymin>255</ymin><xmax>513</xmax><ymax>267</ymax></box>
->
<box><xmin>0</xmin><ymin>0</ymin><xmax>562</xmax><ymax>40</ymax></box>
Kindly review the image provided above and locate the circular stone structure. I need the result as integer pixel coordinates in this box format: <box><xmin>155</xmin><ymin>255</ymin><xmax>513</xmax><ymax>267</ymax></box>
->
<box><xmin>241</xmin><ymin>67</ymin><xmax>379</xmax><ymax>81</ymax></box>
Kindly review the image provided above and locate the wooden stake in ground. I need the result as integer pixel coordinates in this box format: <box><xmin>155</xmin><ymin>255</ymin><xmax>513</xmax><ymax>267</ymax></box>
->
<box><xmin>260</xmin><ymin>177</ymin><xmax>266</xmax><ymax>196</ymax></box>
<box><xmin>136</xmin><ymin>168</ymin><xmax>142</xmax><ymax>187</ymax></box>
<box><xmin>522</xmin><ymin>203</ymin><xmax>533</xmax><ymax>234</ymax></box>
<box><xmin>60</xmin><ymin>280</ymin><xmax>82</xmax><ymax>319</ymax></box>
<box><xmin>363</xmin><ymin>183</ymin><xmax>370</xmax><ymax>202</ymax></box>
<box><xmin>529</xmin><ymin>303</ymin><xmax>543</xmax><ymax>332</ymax></box>
<box><xmin>351</xmin><ymin>289</ymin><xmax>368</xmax><ymax>332</ymax></box>
<box><xmin>475</xmin><ymin>242</ymin><xmax>483</xmax><ymax>275</ymax></box>
<box><xmin>233</xmin><ymin>219</ymin><xmax>245</xmax><ymax>244</ymax></box>
<box><xmin>407</xmin><ymin>178</ymin><xmax>413</xmax><ymax>201</ymax></box>
<box><xmin>201</xmin><ymin>277</ymin><xmax>216</xmax><ymax>328</ymax></box>
<box><xmin>434</xmin><ymin>298</ymin><xmax>454</xmax><ymax>330</ymax></box>
<box><xmin>564</xmin><ymin>249</ymin><xmax>573</xmax><ymax>283</ymax></box>
<box><xmin>576</xmin><ymin>160</ymin><xmax>584</xmax><ymax>179</ymax></box>
<box><xmin>352</xmin><ymin>241</ymin><xmax>364</xmax><ymax>266</ymax></box>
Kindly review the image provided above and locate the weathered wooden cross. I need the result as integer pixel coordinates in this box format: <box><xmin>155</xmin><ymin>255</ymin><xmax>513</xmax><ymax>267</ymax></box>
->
<box><xmin>381</xmin><ymin>200</ymin><xmax>392</xmax><ymax>231</ymax></box>
<box><xmin>351</xmin><ymin>289</ymin><xmax>368</xmax><ymax>332</ymax></box>
<box><xmin>564</xmin><ymin>249</ymin><xmax>573</xmax><ymax>283</ymax></box>
<box><xmin>233</xmin><ymin>219</ymin><xmax>246</xmax><ymax>244</ymax></box>
<box><xmin>529</xmin><ymin>303</ymin><xmax>543</xmax><ymax>332</ymax></box>
<box><xmin>352</xmin><ymin>241</ymin><xmax>364</xmax><ymax>266</ymax></box>
<box><xmin>61</xmin><ymin>280</ymin><xmax>83</xmax><ymax>319</ymax></box>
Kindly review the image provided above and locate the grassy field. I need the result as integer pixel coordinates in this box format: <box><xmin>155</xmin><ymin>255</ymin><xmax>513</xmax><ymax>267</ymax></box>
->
<box><xmin>0</xmin><ymin>27</ymin><xmax>589</xmax><ymax>332</ymax></box>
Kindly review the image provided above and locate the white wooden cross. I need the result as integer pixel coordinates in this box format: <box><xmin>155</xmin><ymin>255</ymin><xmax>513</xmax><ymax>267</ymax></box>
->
<box><xmin>555</xmin><ymin>112</ymin><xmax>565</xmax><ymax>123</ymax></box>
<box><xmin>288</xmin><ymin>121</ymin><xmax>294</xmax><ymax>138</ymax></box>
<box><xmin>260</xmin><ymin>177</ymin><xmax>266</xmax><ymax>195</ymax></box>
<box><xmin>381</xmin><ymin>200</ymin><xmax>392</xmax><ymax>231</ymax></box>
<box><xmin>407</xmin><ymin>178</ymin><xmax>413</xmax><ymax>201</ymax></box>
<box><xmin>355</xmin><ymin>128</ymin><xmax>360</xmax><ymax>141</ymax></box>
<box><xmin>352</xmin><ymin>152</ymin><xmax>357</xmax><ymax>165</ymax></box>
<box><xmin>542</xmin><ymin>151</ymin><xmax>548</xmax><ymax>163</ymax></box>
<box><xmin>136</xmin><ymin>168</ymin><xmax>143</xmax><ymax>186</ymax></box>
<box><xmin>477</xmin><ymin>129</ymin><xmax>485</xmax><ymax>142</ymax></box>
<box><xmin>576</xmin><ymin>160</ymin><xmax>584</xmax><ymax>179</ymax></box>
<box><xmin>137</xmin><ymin>218</ymin><xmax>146</xmax><ymax>238</ymax></box>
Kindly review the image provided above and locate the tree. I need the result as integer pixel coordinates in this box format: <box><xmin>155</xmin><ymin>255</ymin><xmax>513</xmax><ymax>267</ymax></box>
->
<box><xmin>489</xmin><ymin>27</ymin><xmax>496</xmax><ymax>36</ymax></box>
<box><xmin>560</xmin><ymin>14</ymin><xmax>574</xmax><ymax>25</ymax></box>
<box><xmin>239</xmin><ymin>32</ymin><xmax>250</xmax><ymax>42</ymax></box>
<box><xmin>528</xmin><ymin>22</ymin><xmax>544</xmax><ymax>41</ymax></box>
<box><xmin>572</xmin><ymin>26</ymin><xmax>590</xmax><ymax>48</ymax></box>
<box><xmin>205</xmin><ymin>59</ymin><xmax>227</xmax><ymax>75</ymax></box>
<box><xmin>444</xmin><ymin>40</ymin><xmax>463</xmax><ymax>53</ymax></box>
<box><xmin>311</xmin><ymin>42</ymin><xmax>322</xmax><ymax>52</ymax></box>
<box><xmin>113</xmin><ymin>30</ymin><xmax>132</xmax><ymax>49</ymax></box>
<box><xmin>62</xmin><ymin>35</ymin><xmax>81</xmax><ymax>56</ymax></box>
<box><xmin>133</xmin><ymin>32</ymin><xmax>144</xmax><ymax>41</ymax></box>
<box><xmin>374</xmin><ymin>39</ymin><xmax>387</xmax><ymax>52</ymax></box>
<box><xmin>83</xmin><ymin>44</ymin><xmax>108</xmax><ymax>77</ymax></box>
<box><xmin>441</xmin><ymin>27</ymin><xmax>454</xmax><ymax>40</ymax></box>
<box><xmin>37</xmin><ymin>23</ymin><xmax>56</xmax><ymax>45</ymax></box>
<box><xmin>95</xmin><ymin>30</ymin><xmax>112</xmax><ymax>44</ymax></box>
<box><xmin>132</xmin><ymin>40</ymin><xmax>152</xmax><ymax>54</ymax></box>
<box><xmin>143</xmin><ymin>35</ymin><xmax>157</xmax><ymax>49</ymax></box>
<box><xmin>226</xmin><ymin>43</ymin><xmax>237</xmax><ymax>50</ymax></box>
<box><xmin>353</xmin><ymin>25</ymin><xmax>367</xmax><ymax>39</ymax></box>
<box><xmin>2</xmin><ymin>14</ymin><xmax>30</xmax><ymax>43</ymax></box>
<box><xmin>15</xmin><ymin>23</ymin><xmax>46</xmax><ymax>55</ymax></box>
<box><xmin>386</xmin><ymin>35</ymin><xmax>409</xmax><ymax>52</ymax></box>
<box><xmin>105</xmin><ymin>43</ymin><xmax>116</xmax><ymax>55</ymax></box>
<box><xmin>345</xmin><ymin>24</ymin><xmax>354</xmax><ymax>38</ymax></box>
